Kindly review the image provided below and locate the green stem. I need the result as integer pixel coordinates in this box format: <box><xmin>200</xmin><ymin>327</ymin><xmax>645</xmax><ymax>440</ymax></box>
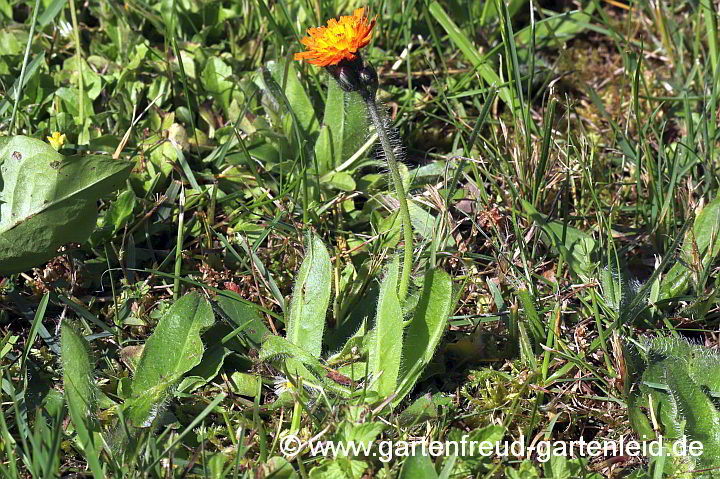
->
<box><xmin>289</xmin><ymin>386</ymin><xmax>302</xmax><ymax>434</ymax></box>
<box><xmin>174</xmin><ymin>188</ymin><xmax>185</xmax><ymax>300</ymax></box>
<box><xmin>363</xmin><ymin>96</ymin><xmax>413</xmax><ymax>302</ymax></box>
<box><xmin>69</xmin><ymin>0</ymin><xmax>84</xmax><ymax>129</ymax></box>
<box><xmin>9</xmin><ymin>0</ymin><xmax>40</xmax><ymax>135</ymax></box>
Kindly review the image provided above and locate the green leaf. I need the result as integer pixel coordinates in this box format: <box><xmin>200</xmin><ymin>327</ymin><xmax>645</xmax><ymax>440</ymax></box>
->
<box><xmin>505</xmin><ymin>461</ymin><xmax>541</xmax><ymax>479</ymax></box>
<box><xmin>522</xmin><ymin>200</ymin><xmax>596</xmax><ymax>281</ymax></box>
<box><xmin>314</xmin><ymin>126</ymin><xmax>332</xmax><ymax>173</ymax></box>
<box><xmin>544</xmin><ymin>452</ymin><xmax>570</xmax><ymax>479</ymax></box>
<box><xmin>308</xmin><ymin>458</ymin><xmax>367</xmax><ymax>479</ymax></box>
<box><xmin>0</xmin><ymin>136</ymin><xmax>133</xmax><ymax>274</ymax></box>
<box><xmin>177</xmin><ymin>344</ymin><xmax>232</xmax><ymax>393</ymax></box>
<box><xmin>214</xmin><ymin>294</ymin><xmax>270</xmax><ymax>348</ymax></box>
<box><xmin>516</xmin><ymin>289</ymin><xmax>545</xmax><ymax>348</ymax></box>
<box><xmin>61</xmin><ymin>321</ymin><xmax>96</xmax><ymax>424</ymax></box>
<box><xmin>54</xmin><ymin>87</ymin><xmax>95</xmax><ymax>118</ymax></box>
<box><xmin>286</xmin><ymin>232</ymin><xmax>332</xmax><ymax>358</ymax></box>
<box><xmin>267</xmin><ymin>59</ymin><xmax>319</xmax><ymax>136</ymax></box>
<box><xmin>515</xmin><ymin>4</ymin><xmax>595</xmax><ymax>48</ymax></box>
<box><xmin>368</xmin><ymin>257</ymin><xmax>403</xmax><ymax>398</ymax></box>
<box><xmin>323</xmin><ymin>171</ymin><xmax>356</xmax><ymax>191</ymax></box>
<box><xmin>399</xmin><ymin>451</ymin><xmax>439</xmax><ymax>479</ymax></box>
<box><xmin>125</xmin><ymin>292</ymin><xmax>215</xmax><ymax>427</ymax></box>
<box><xmin>259</xmin><ymin>334</ymin><xmax>325</xmax><ymax>376</ymax></box>
<box><xmin>37</xmin><ymin>0</ymin><xmax>66</xmax><ymax>27</ymax></box>
<box><xmin>397</xmin><ymin>393</ymin><xmax>451</xmax><ymax>426</ymax></box>
<box><xmin>625</xmin><ymin>336</ymin><xmax>720</xmax><ymax>468</ymax></box>
<box><xmin>61</xmin><ymin>322</ymin><xmax>105</xmax><ymax>478</ymax></box>
<box><xmin>665</xmin><ymin>364</ymin><xmax>720</xmax><ymax>466</ymax></box>
<box><xmin>660</xmin><ymin>195</ymin><xmax>720</xmax><ymax>300</ymax></box>
<box><xmin>256</xmin><ymin>456</ymin><xmax>299</xmax><ymax>479</ymax></box>
<box><xmin>227</xmin><ymin>371</ymin><xmax>262</xmax><ymax>397</ymax></box>
<box><xmin>259</xmin><ymin>334</ymin><xmax>352</xmax><ymax>396</ymax></box>
<box><xmin>408</xmin><ymin>200</ymin><xmax>455</xmax><ymax>246</ymax></box>
<box><xmin>0</xmin><ymin>53</ymin><xmax>45</xmax><ymax>117</ymax></box>
<box><xmin>396</xmin><ymin>268</ymin><xmax>453</xmax><ymax>403</ymax></box>
<box><xmin>314</xmin><ymin>80</ymin><xmax>367</xmax><ymax>173</ymax></box>
<box><xmin>202</xmin><ymin>57</ymin><xmax>233</xmax><ymax>114</ymax></box>
<box><xmin>106</xmin><ymin>189</ymin><xmax>136</xmax><ymax>234</ymax></box>
<box><xmin>338</xmin><ymin>421</ymin><xmax>385</xmax><ymax>446</ymax></box>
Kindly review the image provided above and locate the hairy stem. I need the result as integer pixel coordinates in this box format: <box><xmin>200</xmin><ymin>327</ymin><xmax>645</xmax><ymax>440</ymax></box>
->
<box><xmin>363</xmin><ymin>96</ymin><xmax>413</xmax><ymax>302</ymax></box>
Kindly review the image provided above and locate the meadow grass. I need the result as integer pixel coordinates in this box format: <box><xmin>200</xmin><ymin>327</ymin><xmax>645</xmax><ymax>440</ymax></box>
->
<box><xmin>1</xmin><ymin>0</ymin><xmax>719</xmax><ymax>477</ymax></box>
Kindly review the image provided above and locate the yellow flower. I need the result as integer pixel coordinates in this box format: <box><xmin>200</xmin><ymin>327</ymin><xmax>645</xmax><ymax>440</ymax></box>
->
<box><xmin>294</xmin><ymin>8</ymin><xmax>376</xmax><ymax>67</ymax></box>
<box><xmin>47</xmin><ymin>131</ymin><xmax>66</xmax><ymax>150</ymax></box>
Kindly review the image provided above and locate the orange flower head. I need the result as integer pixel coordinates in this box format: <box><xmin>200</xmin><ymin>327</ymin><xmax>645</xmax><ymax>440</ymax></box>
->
<box><xmin>294</xmin><ymin>8</ymin><xmax>376</xmax><ymax>67</ymax></box>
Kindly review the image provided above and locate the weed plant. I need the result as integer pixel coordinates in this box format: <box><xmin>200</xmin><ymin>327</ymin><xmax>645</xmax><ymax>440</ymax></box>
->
<box><xmin>1</xmin><ymin>0</ymin><xmax>720</xmax><ymax>478</ymax></box>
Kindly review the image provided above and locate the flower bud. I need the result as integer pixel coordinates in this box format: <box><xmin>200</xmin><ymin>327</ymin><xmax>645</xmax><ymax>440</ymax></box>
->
<box><xmin>326</xmin><ymin>56</ymin><xmax>378</xmax><ymax>100</ymax></box>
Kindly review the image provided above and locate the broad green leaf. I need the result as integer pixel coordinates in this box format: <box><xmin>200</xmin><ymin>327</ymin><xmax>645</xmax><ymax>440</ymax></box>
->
<box><xmin>256</xmin><ymin>457</ymin><xmax>299</xmax><ymax>479</ymax></box>
<box><xmin>515</xmin><ymin>4</ymin><xmax>595</xmax><ymax>48</ymax></box>
<box><xmin>125</xmin><ymin>292</ymin><xmax>215</xmax><ymax>427</ymax></box>
<box><xmin>61</xmin><ymin>321</ymin><xmax>96</xmax><ymax>423</ymax></box>
<box><xmin>522</xmin><ymin>200</ymin><xmax>596</xmax><ymax>281</ymax></box>
<box><xmin>396</xmin><ymin>269</ymin><xmax>453</xmax><ymax>403</ymax></box>
<box><xmin>107</xmin><ymin>189</ymin><xmax>136</xmax><ymax>234</ymax></box>
<box><xmin>177</xmin><ymin>345</ymin><xmax>232</xmax><ymax>393</ymax></box>
<box><xmin>338</xmin><ymin>421</ymin><xmax>385</xmax><ymax>447</ymax></box>
<box><xmin>228</xmin><ymin>371</ymin><xmax>262</xmax><ymax>397</ymax></box>
<box><xmin>37</xmin><ymin>0</ymin><xmax>66</xmax><ymax>27</ymax></box>
<box><xmin>665</xmin><ymin>365</ymin><xmax>720</xmax><ymax>466</ymax></box>
<box><xmin>259</xmin><ymin>334</ymin><xmax>326</xmax><ymax>376</ymax></box>
<box><xmin>314</xmin><ymin>126</ymin><xmax>332</xmax><ymax>173</ymax></box>
<box><xmin>61</xmin><ymin>322</ymin><xmax>105</xmax><ymax>478</ymax></box>
<box><xmin>61</xmin><ymin>57</ymin><xmax>104</xmax><ymax>100</ymax></box>
<box><xmin>397</xmin><ymin>393</ymin><xmax>451</xmax><ymax>426</ymax></box>
<box><xmin>519</xmin><ymin>321</ymin><xmax>539</xmax><ymax>373</ymax></box>
<box><xmin>314</xmin><ymin>80</ymin><xmax>367</xmax><ymax>173</ymax></box>
<box><xmin>625</xmin><ymin>336</ymin><xmax>720</xmax><ymax>469</ymax></box>
<box><xmin>259</xmin><ymin>335</ymin><xmax>352</xmax><ymax>396</ymax></box>
<box><xmin>516</xmin><ymin>289</ymin><xmax>544</xmax><ymax>347</ymax></box>
<box><xmin>544</xmin><ymin>452</ymin><xmax>570</xmax><ymax>479</ymax></box>
<box><xmin>600</xmin><ymin>265</ymin><xmax>625</xmax><ymax>313</ymax></box>
<box><xmin>214</xmin><ymin>294</ymin><xmax>270</xmax><ymax>348</ymax></box>
<box><xmin>308</xmin><ymin>458</ymin><xmax>368</xmax><ymax>479</ymax></box>
<box><xmin>505</xmin><ymin>461</ymin><xmax>541</xmax><ymax>479</ymax></box>
<box><xmin>203</xmin><ymin>57</ymin><xmax>233</xmax><ymax>114</ymax></box>
<box><xmin>286</xmin><ymin>232</ymin><xmax>332</xmax><ymax>358</ymax></box>
<box><xmin>324</xmin><ymin>171</ymin><xmax>356</xmax><ymax>191</ymax></box>
<box><xmin>54</xmin><ymin>87</ymin><xmax>95</xmax><ymax>118</ymax></box>
<box><xmin>0</xmin><ymin>53</ymin><xmax>45</xmax><ymax>117</ymax></box>
<box><xmin>267</xmin><ymin>59</ymin><xmax>319</xmax><ymax>136</ymax></box>
<box><xmin>478</xmin><ymin>0</ymin><xmax>526</xmax><ymax>24</ymax></box>
<box><xmin>0</xmin><ymin>136</ymin><xmax>132</xmax><ymax>274</ymax></box>
<box><xmin>368</xmin><ymin>257</ymin><xmax>403</xmax><ymax>398</ymax></box>
<box><xmin>0</xmin><ymin>0</ymin><xmax>10</xmax><ymax>19</ymax></box>
<box><xmin>399</xmin><ymin>451</ymin><xmax>439</xmax><ymax>479</ymax></box>
<box><xmin>660</xmin><ymin>195</ymin><xmax>720</xmax><ymax>300</ymax></box>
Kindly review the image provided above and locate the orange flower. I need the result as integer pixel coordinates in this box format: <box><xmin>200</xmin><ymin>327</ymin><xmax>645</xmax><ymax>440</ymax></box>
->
<box><xmin>294</xmin><ymin>8</ymin><xmax>376</xmax><ymax>67</ymax></box>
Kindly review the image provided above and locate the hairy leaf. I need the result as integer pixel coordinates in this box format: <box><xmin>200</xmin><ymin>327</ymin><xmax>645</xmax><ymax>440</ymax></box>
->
<box><xmin>61</xmin><ymin>321</ymin><xmax>96</xmax><ymax>424</ymax></box>
<box><xmin>315</xmin><ymin>80</ymin><xmax>367</xmax><ymax>174</ymax></box>
<box><xmin>368</xmin><ymin>257</ymin><xmax>403</xmax><ymax>398</ymax></box>
<box><xmin>286</xmin><ymin>232</ymin><xmax>331</xmax><ymax>358</ymax></box>
<box><xmin>396</xmin><ymin>268</ymin><xmax>452</xmax><ymax>403</ymax></box>
<box><xmin>660</xmin><ymin>195</ymin><xmax>720</xmax><ymax>300</ymax></box>
<box><xmin>125</xmin><ymin>292</ymin><xmax>215</xmax><ymax>427</ymax></box>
